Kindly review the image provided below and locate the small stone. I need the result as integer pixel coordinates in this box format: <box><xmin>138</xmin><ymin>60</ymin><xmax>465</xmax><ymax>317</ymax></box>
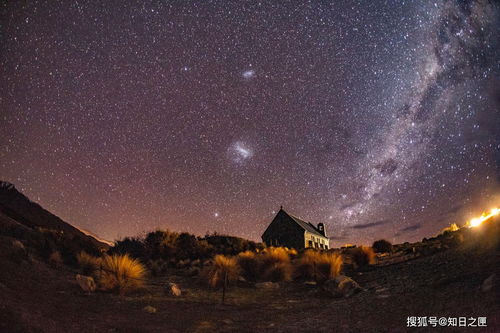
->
<box><xmin>304</xmin><ymin>281</ymin><xmax>317</xmax><ymax>286</ymax></box>
<box><xmin>375</xmin><ymin>287</ymin><xmax>389</xmax><ymax>294</ymax></box>
<box><xmin>143</xmin><ymin>305</ymin><xmax>157</xmax><ymax>313</ymax></box>
<box><xmin>167</xmin><ymin>282</ymin><xmax>182</xmax><ymax>296</ymax></box>
<box><xmin>255</xmin><ymin>282</ymin><xmax>280</xmax><ymax>289</ymax></box>
<box><xmin>481</xmin><ymin>273</ymin><xmax>495</xmax><ymax>292</ymax></box>
<box><xmin>75</xmin><ymin>274</ymin><xmax>96</xmax><ymax>293</ymax></box>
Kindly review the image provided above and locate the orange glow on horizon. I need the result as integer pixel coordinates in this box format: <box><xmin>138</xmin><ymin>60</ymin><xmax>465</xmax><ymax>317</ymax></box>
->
<box><xmin>467</xmin><ymin>208</ymin><xmax>499</xmax><ymax>228</ymax></box>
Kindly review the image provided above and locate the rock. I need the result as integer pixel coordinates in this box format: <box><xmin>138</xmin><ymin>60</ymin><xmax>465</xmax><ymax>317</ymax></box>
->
<box><xmin>143</xmin><ymin>305</ymin><xmax>157</xmax><ymax>313</ymax></box>
<box><xmin>304</xmin><ymin>281</ymin><xmax>317</xmax><ymax>286</ymax></box>
<box><xmin>191</xmin><ymin>259</ymin><xmax>201</xmax><ymax>266</ymax></box>
<box><xmin>222</xmin><ymin>319</ymin><xmax>233</xmax><ymax>325</ymax></box>
<box><xmin>481</xmin><ymin>273</ymin><xmax>496</xmax><ymax>292</ymax></box>
<box><xmin>76</xmin><ymin>274</ymin><xmax>96</xmax><ymax>293</ymax></box>
<box><xmin>323</xmin><ymin>275</ymin><xmax>363</xmax><ymax>298</ymax></box>
<box><xmin>375</xmin><ymin>287</ymin><xmax>389</xmax><ymax>294</ymax></box>
<box><xmin>322</xmin><ymin>279</ymin><xmax>343</xmax><ymax>298</ymax></box>
<box><xmin>338</xmin><ymin>280</ymin><xmax>363</xmax><ymax>298</ymax></box>
<box><xmin>255</xmin><ymin>282</ymin><xmax>280</xmax><ymax>289</ymax></box>
<box><xmin>167</xmin><ymin>282</ymin><xmax>181</xmax><ymax>296</ymax></box>
<box><xmin>186</xmin><ymin>266</ymin><xmax>200</xmax><ymax>276</ymax></box>
<box><xmin>12</xmin><ymin>240</ymin><xmax>25</xmax><ymax>250</ymax></box>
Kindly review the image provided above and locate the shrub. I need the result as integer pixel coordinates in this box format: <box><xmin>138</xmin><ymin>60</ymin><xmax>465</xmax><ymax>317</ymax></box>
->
<box><xmin>144</xmin><ymin>229</ymin><xmax>178</xmax><ymax>259</ymax></box>
<box><xmin>350</xmin><ymin>246</ymin><xmax>376</xmax><ymax>268</ymax></box>
<box><xmin>237</xmin><ymin>250</ymin><xmax>261</xmax><ymax>282</ymax></box>
<box><xmin>148</xmin><ymin>259</ymin><xmax>168</xmax><ymax>276</ymax></box>
<box><xmin>110</xmin><ymin>237</ymin><xmax>146</xmax><ymax>259</ymax></box>
<box><xmin>258</xmin><ymin>247</ymin><xmax>292</xmax><ymax>282</ymax></box>
<box><xmin>207</xmin><ymin>255</ymin><xmax>240</xmax><ymax>288</ymax></box>
<box><xmin>260</xmin><ymin>247</ymin><xmax>290</xmax><ymax>266</ymax></box>
<box><xmin>98</xmin><ymin>254</ymin><xmax>147</xmax><ymax>295</ymax></box>
<box><xmin>372</xmin><ymin>239</ymin><xmax>393</xmax><ymax>253</ymax></box>
<box><xmin>207</xmin><ymin>254</ymin><xmax>240</xmax><ymax>303</ymax></box>
<box><xmin>77</xmin><ymin>251</ymin><xmax>102</xmax><ymax>276</ymax></box>
<box><xmin>286</xmin><ymin>248</ymin><xmax>298</xmax><ymax>257</ymax></box>
<box><xmin>204</xmin><ymin>234</ymin><xmax>262</xmax><ymax>256</ymax></box>
<box><xmin>49</xmin><ymin>251</ymin><xmax>63</xmax><ymax>267</ymax></box>
<box><xmin>294</xmin><ymin>250</ymin><xmax>343</xmax><ymax>283</ymax></box>
<box><xmin>262</xmin><ymin>261</ymin><xmax>292</xmax><ymax>282</ymax></box>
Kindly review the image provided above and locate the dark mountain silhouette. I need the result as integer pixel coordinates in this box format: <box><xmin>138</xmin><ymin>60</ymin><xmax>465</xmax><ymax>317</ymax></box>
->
<box><xmin>0</xmin><ymin>181</ymin><xmax>109</xmax><ymax>250</ymax></box>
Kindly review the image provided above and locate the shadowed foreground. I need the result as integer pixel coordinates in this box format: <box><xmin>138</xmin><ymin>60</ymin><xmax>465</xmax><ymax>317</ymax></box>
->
<box><xmin>1</xmin><ymin>232</ymin><xmax>498</xmax><ymax>333</ymax></box>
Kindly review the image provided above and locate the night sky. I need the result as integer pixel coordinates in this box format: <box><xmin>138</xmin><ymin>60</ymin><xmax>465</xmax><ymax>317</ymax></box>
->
<box><xmin>1</xmin><ymin>1</ymin><xmax>499</xmax><ymax>246</ymax></box>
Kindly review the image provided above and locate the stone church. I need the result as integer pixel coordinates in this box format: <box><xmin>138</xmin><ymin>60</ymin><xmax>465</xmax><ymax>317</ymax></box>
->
<box><xmin>262</xmin><ymin>207</ymin><xmax>329</xmax><ymax>250</ymax></box>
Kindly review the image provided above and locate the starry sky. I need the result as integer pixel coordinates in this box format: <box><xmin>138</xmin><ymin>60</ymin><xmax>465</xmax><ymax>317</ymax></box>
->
<box><xmin>1</xmin><ymin>0</ymin><xmax>499</xmax><ymax>246</ymax></box>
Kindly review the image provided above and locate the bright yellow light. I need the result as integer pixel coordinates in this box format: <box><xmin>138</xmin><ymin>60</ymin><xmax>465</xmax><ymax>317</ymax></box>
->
<box><xmin>467</xmin><ymin>207</ymin><xmax>499</xmax><ymax>228</ymax></box>
<box><xmin>470</xmin><ymin>217</ymin><xmax>482</xmax><ymax>228</ymax></box>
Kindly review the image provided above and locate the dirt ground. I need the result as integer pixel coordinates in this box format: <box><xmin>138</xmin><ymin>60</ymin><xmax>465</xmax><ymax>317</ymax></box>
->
<box><xmin>1</xmin><ymin>235</ymin><xmax>498</xmax><ymax>333</ymax></box>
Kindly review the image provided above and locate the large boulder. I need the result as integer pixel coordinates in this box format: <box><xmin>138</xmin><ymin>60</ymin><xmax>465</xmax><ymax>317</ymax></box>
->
<box><xmin>323</xmin><ymin>275</ymin><xmax>363</xmax><ymax>298</ymax></box>
<box><xmin>76</xmin><ymin>274</ymin><xmax>96</xmax><ymax>293</ymax></box>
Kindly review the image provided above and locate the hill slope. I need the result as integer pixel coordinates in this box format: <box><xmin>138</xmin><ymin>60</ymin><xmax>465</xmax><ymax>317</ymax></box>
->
<box><xmin>0</xmin><ymin>181</ymin><xmax>109</xmax><ymax>250</ymax></box>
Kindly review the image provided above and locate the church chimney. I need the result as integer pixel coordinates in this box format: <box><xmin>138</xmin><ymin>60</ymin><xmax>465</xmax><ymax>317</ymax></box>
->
<box><xmin>317</xmin><ymin>223</ymin><xmax>326</xmax><ymax>237</ymax></box>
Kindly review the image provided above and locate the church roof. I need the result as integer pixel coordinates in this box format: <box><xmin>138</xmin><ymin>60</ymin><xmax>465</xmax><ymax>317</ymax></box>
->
<box><xmin>282</xmin><ymin>209</ymin><xmax>327</xmax><ymax>238</ymax></box>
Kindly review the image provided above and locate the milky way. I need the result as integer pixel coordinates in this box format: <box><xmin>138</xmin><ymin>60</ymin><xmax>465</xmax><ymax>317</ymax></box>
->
<box><xmin>0</xmin><ymin>0</ymin><xmax>498</xmax><ymax>245</ymax></box>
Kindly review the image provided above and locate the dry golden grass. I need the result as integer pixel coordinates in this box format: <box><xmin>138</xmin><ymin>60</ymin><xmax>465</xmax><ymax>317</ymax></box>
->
<box><xmin>350</xmin><ymin>246</ymin><xmax>376</xmax><ymax>268</ymax></box>
<box><xmin>260</xmin><ymin>247</ymin><xmax>290</xmax><ymax>265</ymax></box>
<box><xmin>98</xmin><ymin>254</ymin><xmax>146</xmax><ymax>295</ymax></box>
<box><xmin>295</xmin><ymin>250</ymin><xmax>343</xmax><ymax>282</ymax></box>
<box><xmin>207</xmin><ymin>254</ymin><xmax>239</xmax><ymax>288</ymax></box>
<box><xmin>286</xmin><ymin>248</ymin><xmax>298</xmax><ymax>257</ymax></box>
<box><xmin>76</xmin><ymin>251</ymin><xmax>102</xmax><ymax>276</ymax></box>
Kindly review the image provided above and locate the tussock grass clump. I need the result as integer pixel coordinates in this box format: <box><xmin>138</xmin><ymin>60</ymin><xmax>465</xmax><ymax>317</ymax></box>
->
<box><xmin>260</xmin><ymin>247</ymin><xmax>290</xmax><ymax>265</ymax></box>
<box><xmin>259</xmin><ymin>247</ymin><xmax>292</xmax><ymax>282</ymax></box>
<box><xmin>237</xmin><ymin>250</ymin><xmax>260</xmax><ymax>282</ymax></box>
<box><xmin>295</xmin><ymin>250</ymin><xmax>343</xmax><ymax>283</ymax></box>
<box><xmin>77</xmin><ymin>251</ymin><xmax>102</xmax><ymax>276</ymax></box>
<box><xmin>49</xmin><ymin>251</ymin><xmax>63</xmax><ymax>267</ymax></box>
<box><xmin>207</xmin><ymin>254</ymin><xmax>240</xmax><ymax>303</ymax></box>
<box><xmin>286</xmin><ymin>248</ymin><xmax>298</xmax><ymax>257</ymax></box>
<box><xmin>372</xmin><ymin>239</ymin><xmax>393</xmax><ymax>253</ymax></box>
<box><xmin>98</xmin><ymin>254</ymin><xmax>146</xmax><ymax>295</ymax></box>
<box><xmin>207</xmin><ymin>255</ymin><xmax>240</xmax><ymax>288</ymax></box>
<box><xmin>237</xmin><ymin>248</ymin><xmax>294</xmax><ymax>282</ymax></box>
<box><xmin>262</xmin><ymin>261</ymin><xmax>293</xmax><ymax>282</ymax></box>
<box><xmin>350</xmin><ymin>246</ymin><xmax>376</xmax><ymax>268</ymax></box>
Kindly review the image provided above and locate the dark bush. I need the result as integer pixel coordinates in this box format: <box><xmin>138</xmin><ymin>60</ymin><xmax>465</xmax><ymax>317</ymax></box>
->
<box><xmin>372</xmin><ymin>239</ymin><xmax>393</xmax><ymax>253</ymax></box>
<box><xmin>349</xmin><ymin>246</ymin><xmax>376</xmax><ymax>268</ymax></box>
<box><xmin>109</xmin><ymin>236</ymin><xmax>146</xmax><ymax>259</ymax></box>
